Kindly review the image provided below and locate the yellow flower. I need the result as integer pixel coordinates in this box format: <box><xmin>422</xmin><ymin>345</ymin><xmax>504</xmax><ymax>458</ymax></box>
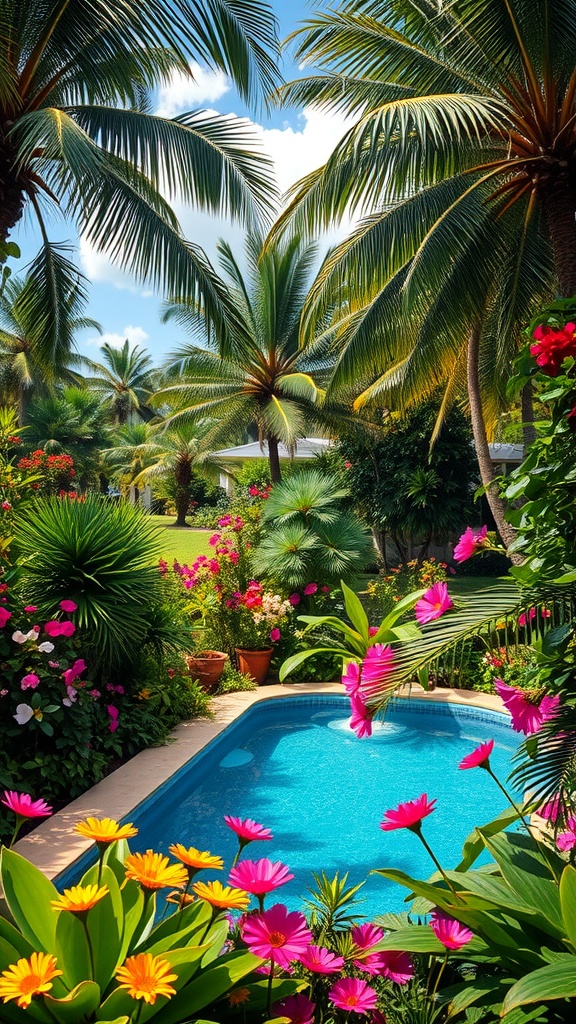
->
<box><xmin>228</xmin><ymin>987</ymin><xmax>251</xmax><ymax>1006</ymax></box>
<box><xmin>115</xmin><ymin>953</ymin><xmax>178</xmax><ymax>1005</ymax></box>
<box><xmin>125</xmin><ymin>850</ymin><xmax>188</xmax><ymax>891</ymax></box>
<box><xmin>75</xmin><ymin>816</ymin><xmax>138</xmax><ymax>844</ymax></box>
<box><xmin>0</xmin><ymin>952</ymin><xmax>63</xmax><ymax>1008</ymax></box>
<box><xmin>168</xmin><ymin>843</ymin><xmax>224</xmax><ymax>873</ymax></box>
<box><xmin>192</xmin><ymin>879</ymin><xmax>250</xmax><ymax>910</ymax></box>
<box><xmin>51</xmin><ymin>884</ymin><xmax>109</xmax><ymax>913</ymax></box>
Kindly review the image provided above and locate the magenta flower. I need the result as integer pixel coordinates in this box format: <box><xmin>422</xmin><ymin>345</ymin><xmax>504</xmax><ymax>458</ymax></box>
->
<box><xmin>24</xmin><ymin>605</ymin><xmax>37</xmax><ymax>613</ymax></box>
<box><xmin>63</xmin><ymin>658</ymin><xmax>86</xmax><ymax>686</ymax></box>
<box><xmin>303</xmin><ymin>582</ymin><xmax>318</xmax><ymax>595</ymax></box>
<box><xmin>20</xmin><ymin>673</ymin><xmax>40</xmax><ymax>690</ymax></box>
<box><xmin>349</xmin><ymin>691</ymin><xmax>374</xmax><ymax>738</ymax></box>
<box><xmin>0</xmin><ymin>607</ymin><xmax>12</xmax><ymax>627</ymax></box>
<box><xmin>557</xmin><ymin>820</ymin><xmax>576</xmax><ymax>851</ymax></box>
<box><xmin>360</xmin><ymin>644</ymin><xmax>395</xmax><ymax>699</ymax></box>
<box><xmin>329</xmin><ymin>977</ymin><xmax>378</xmax><ymax>1015</ymax></box>
<box><xmin>378</xmin><ymin>950</ymin><xmax>415</xmax><ymax>984</ymax></box>
<box><xmin>208</xmin><ymin>533</ymin><xmax>221</xmax><ymax>547</ymax></box>
<box><xmin>271</xmin><ymin>994</ymin><xmax>316</xmax><ymax>1024</ymax></box>
<box><xmin>459</xmin><ymin>739</ymin><xmax>494</xmax><ymax>771</ymax></box>
<box><xmin>380</xmin><ymin>793</ymin><xmax>436</xmax><ymax>832</ymax></box>
<box><xmin>518</xmin><ymin>607</ymin><xmax>537</xmax><ymax>627</ymax></box>
<box><xmin>453</xmin><ymin>525</ymin><xmax>488</xmax><ymax>562</ymax></box>
<box><xmin>414</xmin><ymin>582</ymin><xmax>454</xmax><ymax>625</ymax></box>
<box><xmin>494</xmin><ymin>679</ymin><xmax>560</xmax><ymax>735</ymax></box>
<box><xmin>224</xmin><ymin>815</ymin><xmax>273</xmax><ymax>844</ymax></box>
<box><xmin>241</xmin><ymin>904</ymin><xmax>312</xmax><ymax>968</ymax></box>
<box><xmin>342</xmin><ymin>660</ymin><xmax>361</xmax><ymax>696</ymax></box>
<box><xmin>368</xmin><ymin>625</ymin><xmax>379</xmax><ymax>636</ymax></box>
<box><xmin>430</xmin><ymin>909</ymin><xmax>474</xmax><ymax>949</ymax></box>
<box><xmin>228</xmin><ymin>858</ymin><xmax>294</xmax><ymax>895</ymax></box>
<box><xmin>270</xmin><ymin>627</ymin><xmax>281</xmax><ymax>642</ymax></box>
<box><xmin>107</xmin><ymin>705</ymin><xmax>119</xmax><ymax>732</ymax></box>
<box><xmin>299</xmin><ymin>946</ymin><xmax>345</xmax><ymax>974</ymax></box>
<box><xmin>288</xmin><ymin>593</ymin><xmax>301</xmax><ymax>605</ymax></box>
<box><xmin>352</xmin><ymin>923</ymin><xmax>384</xmax><ymax>951</ymax></box>
<box><xmin>1</xmin><ymin>790</ymin><xmax>52</xmax><ymax>818</ymax></box>
<box><xmin>59</xmin><ymin>599</ymin><xmax>77</xmax><ymax>613</ymax></box>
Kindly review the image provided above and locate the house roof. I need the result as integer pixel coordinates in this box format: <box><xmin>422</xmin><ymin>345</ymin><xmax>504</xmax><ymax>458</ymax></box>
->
<box><xmin>213</xmin><ymin>438</ymin><xmax>331</xmax><ymax>461</ymax></box>
<box><xmin>487</xmin><ymin>443</ymin><xmax>524</xmax><ymax>463</ymax></box>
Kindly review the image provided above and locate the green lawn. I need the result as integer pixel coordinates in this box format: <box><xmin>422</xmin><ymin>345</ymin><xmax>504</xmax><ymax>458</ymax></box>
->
<box><xmin>149</xmin><ymin>516</ymin><xmax>211</xmax><ymax>564</ymax></box>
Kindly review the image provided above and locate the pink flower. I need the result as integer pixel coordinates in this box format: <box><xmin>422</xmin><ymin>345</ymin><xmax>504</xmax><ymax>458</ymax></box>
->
<box><xmin>241</xmin><ymin>904</ymin><xmax>312</xmax><ymax>968</ymax></box>
<box><xmin>414</xmin><ymin>582</ymin><xmax>454</xmax><ymax>625</ymax></box>
<box><xmin>59</xmin><ymin>599</ymin><xmax>77</xmax><ymax>613</ymax></box>
<box><xmin>342</xmin><ymin>660</ymin><xmax>361</xmax><ymax>696</ymax></box>
<box><xmin>494</xmin><ymin>679</ymin><xmax>560</xmax><ymax>735</ymax></box>
<box><xmin>321</xmin><ymin>585</ymin><xmax>330</xmax><ymax>593</ymax></box>
<box><xmin>24</xmin><ymin>605</ymin><xmax>37</xmax><ymax>613</ymax></box>
<box><xmin>44</xmin><ymin>620</ymin><xmax>63</xmax><ymax>637</ymax></box>
<box><xmin>288</xmin><ymin>593</ymin><xmax>300</xmax><ymax>605</ymax></box>
<box><xmin>1</xmin><ymin>500</ymin><xmax>11</xmax><ymax>510</ymax></box>
<box><xmin>63</xmin><ymin>658</ymin><xmax>86</xmax><ymax>686</ymax></box>
<box><xmin>0</xmin><ymin>607</ymin><xmax>11</xmax><ymax>628</ymax></box>
<box><xmin>352</xmin><ymin>923</ymin><xmax>384</xmax><ymax>951</ymax></box>
<box><xmin>228</xmin><ymin>858</ymin><xmax>294</xmax><ymax>895</ymax></box>
<box><xmin>518</xmin><ymin>608</ymin><xmax>537</xmax><ymax>627</ymax></box>
<box><xmin>350</xmin><ymin>691</ymin><xmax>374</xmax><ymax>738</ymax></box>
<box><xmin>1</xmin><ymin>790</ymin><xmax>52</xmax><ymax>819</ymax></box>
<box><xmin>89</xmin><ymin>689</ymin><xmax>101</xmax><ymax>699</ymax></box>
<box><xmin>270</xmin><ymin>627</ymin><xmax>281</xmax><ymax>642</ymax></box>
<box><xmin>557</xmin><ymin>820</ymin><xmax>576</xmax><ymax>851</ymax></box>
<box><xmin>368</xmin><ymin>626</ymin><xmax>379</xmax><ymax>636</ymax></box>
<box><xmin>249</xmin><ymin>485</ymin><xmax>260</xmax><ymax>496</ymax></box>
<box><xmin>430</xmin><ymin>909</ymin><xmax>474</xmax><ymax>949</ymax></box>
<box><xmin>378</xmin><ymin>950</ymin><xmax>415</xmax><ymax>984</ymax></box>
<box><xmin>329</xmin><ymin>977</ymin><xmax>378</xmax><ymax>1015</ymax></box>
<box><xmin>459</xmin><ymin>739</ymin><xmax>494</xmax><ymax>770</ymax></box>
<box><xmin>218</xmin><ymin>515</ymin><xmax>232</xmax><ymax>527</ymax></box>
<box><xmin>298</xmin><ymin>946</ymin><xmax>345</xmax><ymax>974</ymax></box>
<box><xmin>107</xmin><ymin>705</ymin><xmax>119</xmax><ymax>732</ymax></box>
<box><xmin>453</xmin><ymin>525</ymin><xmax>488</xmax><ymax>563</ymax></box>
<box><xmin>271</xmin><ymin>994</ymin><xmax>315</xmax><ymax>1024</ymax></box>
<box><xmin>360</xmin><ymin>644</ymin><xmax>395</xmax><ymax>699</ymax></box>
<box><xmin>303</xmin><ymin>582</ymin><xmax>318</xmax><ymax>595</ymax></box>
<box><xmin>224</xmin><ymin>815</ymin><xmax>273</xmax><ymax>843</ymax></box>
<box><xmin>20</xmin><ymin>673</ymin><xmax>40</xmax><ymax>690</ymax></box>
<box><xmin>380</xmin><ymin>793</ymin><xmax>436</xmax><ymax>832</ymax></box>
<box><xmin>208</xmin><ymin>533</ymin><xmax>221</xmax><ymax>547</ymax></box>
<box><xmin>59</xmin><ymin>620</ymin><xmax>75</xmax><ymax>637</ymax></box>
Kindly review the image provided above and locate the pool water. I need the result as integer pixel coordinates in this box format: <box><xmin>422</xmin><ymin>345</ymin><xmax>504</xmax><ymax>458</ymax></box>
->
<box><xmin>60</xmin><ymin>696</ymin><xmax>518</xmax><ymax>919</ymax></box>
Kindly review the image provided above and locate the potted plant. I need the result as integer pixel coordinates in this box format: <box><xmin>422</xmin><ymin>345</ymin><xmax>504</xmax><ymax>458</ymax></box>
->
<box><xmin>232</xmin><ymin>583</ymin><xmax>292</xmax><ymax>684</ymax></box>
<box><xmin>187</xmin><ymin>649</ymin><xmax>228</xmax><ymax>692</ymax></box>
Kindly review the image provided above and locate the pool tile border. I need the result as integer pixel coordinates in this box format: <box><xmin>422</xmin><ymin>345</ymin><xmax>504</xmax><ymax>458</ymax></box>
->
<box><xmin>14</xmin><ymin>683</ymin><xmax>508</xmax><ymax>880</ymax></box>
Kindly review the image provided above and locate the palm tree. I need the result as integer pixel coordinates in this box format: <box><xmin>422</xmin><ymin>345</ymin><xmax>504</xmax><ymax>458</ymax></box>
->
<box><xmin>25</xmin><ymin>386</ymin><xmax>111</xmax><ymax>490</ymax></box>
<box><xmin>0</xmin><ymin>0</ymin><xmax>280</xmax><ymax>345</ymax></box>
<box><xmin>273</xmin><ymin>0</ymin><xmax>576</xmax><ymax>545</ymax></box>
<box><xmin>81</xmin><ymin>340</ymin><xmax>157</xmax><ymax>424</ymax></box>
<box><xmin>0</xmin><ymin>273</ymin><xmax>99</xmax><ymax>423</ymax></box>
<box><xmin>155</xmin><ymin>232</ymin><xmax>327</xmax><ymax>483</ymax></box>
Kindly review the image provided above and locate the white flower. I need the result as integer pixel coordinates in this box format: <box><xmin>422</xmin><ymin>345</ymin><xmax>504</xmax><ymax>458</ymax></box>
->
<box><xmin>13</xmin><ymin>703</ymin><xmax>34</xmax><ymax>724</ymax></box>
<box><xmin>63</xmin><ymin>685</ymin><xmax>78</xmax><ymax>707</ymax></box>
<box><xmin>12</xmin><ymin>629</ymin><xmax>37</xmax><ymax>644</ymax></box>
<box><xmin>37</xmin><ymin>641</ymin><xmax>55</xmax><ymax>653</ymax></box>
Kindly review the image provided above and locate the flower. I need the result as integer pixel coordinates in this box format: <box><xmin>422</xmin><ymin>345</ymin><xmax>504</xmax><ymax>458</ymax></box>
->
<box><xmin>329</xmin><ymin>977</ymin><xmax>378</xmax><ymax>1015</ymax></box>
<box><xmin>115</xmin><ymin>953</ymin><xmax>178</xmax><ymax>1005</ymax></box>
<box><xmin>241</xmin><ymin>904</ymin><xmax>312</xmax><ymax>968</ymax></box>
<box><xmin>228</xmin><ymin>858</ymin><xmax>294</xmax><ymax>895</ymax></box>
<box><xmin>459</xmin><ymin>739</ymin><xmax>494</xmax><ymax>770</ymax></box>
<box><xmin>0</xmin><ymin>607</ymin><xmax>11</xmax><ymax>628</ymax></box>
<box><xmin>360</xmin><ymin>643</ymin><xmax>395</xmax><ymax>698</ymax></box>
<box><xmin>494</xmin><ymin>679</ymin><xmax>560</xmax><ymax>735</ymax></box>
<box><xmin>229</xmin><ymin>987</ymin><xmax>251</xmax><ymax>1006</ymax></box>
<box><xmin>378</xmin><ymin>950</ymin><xmax>414</xmax><ymax>984</ymax></box>
<box><xmin>380</xmin><ymin>793</ymin><xmax>436</xmax><ymax>832</ymax></box>
<box><xmin>430</xmin><ymin>909</ymin><xmax>474</xmax><ymax>949</ymax></box>
<box><xmin>1</xmin><ymin>790</ymin><xmax>52</xmax><ymax>819</ymax></box>
<box><xmin>453</xmin><ymin>525</ymin><xmax>488</xmax><ymax>562</ymax></box>
<box><xmin>0</xmin><ymin>953</ymin><xmax>63</xmax><ymax>1008</ymax></box>
<box><xmin>368</xmin><ymin>625</ymin><xmax>379</xmax><ymax>636</ymax></box>
<box><xmin>303</xmin><ymin>582</ymin><xmax>318</xmax><ymax>595</ymax></box>
<box><xmin>59</xmin><ymin>599</ymin><xmax>77</xmax><ymax>612</ymax></box>
<box><xmin>530</xmin><ymin>322</ymin><xmax>576</xmax><ymax>375</ymax></box>
<box><xmin>288</xmin><ymin>593</ymin><xmax>301</xmax><ymax>605</ymax></box>
<box><xmin>518</xmin><ymin>607</ymin><xmax>537</xmax><ymax>627</ymax></box>
<box><xmin>125</xmin><ymin>851</ymin><xmax>188</xmax><ymax>891</ymax></box>
<box><xmin>75</xmin><ymin>816</ymin><xmax>138</xmax><ymax>844</ymax></box>
<box><xmin>37</xmin><ymin>641</ymin><xmax>54</xmax><ymax>653</ymax></box>
<box><xmin>192</xmin><ymin>880</ymin><xmax>250</xmax><ymax>910</ymax></box>
<box><xmin>44</xmin><ymin>619</ymin><xmax>76</xmax><ymax>637</ymax></box>
<box><xmin>342</xmin><ymin>660</ymin><xmax>361</xmax><ymax>696</ymax></box>
<box><xmin>270</xmin><ymin>627</ymin><xmax>281</xmax><ymax>642</ymax></box>
<box><xmin>107</xmin><ymin>704</ymin><xmax>119</xmax><ymax>732</ymax></box>
<box><xmin>23</xmin><ymin>605</ymin><xmax>37</xmax><ymax>613</ymax></box>
<box><xmin>63</xmin><ymin>658</ymin><xmax>86</xmax><ymax>686</ymax></box>
<box><xmin>224</xmin><ymin>815</ymin><xmax>273</xmax><ymax>843</ymax></box>
<box><xmin>414</xmin><ymin>582</ymin><xmax>454</xmax><ymax>625</ymax></box>
<box><xmin>349</xmin><ymin>690</ymin><xmax>374</xmax><ymax>738</ymax></box>
<box><xmin>13</xmin><ymin>703</ymin><xmax>36</xmax><ymax>725</ymax></box>
<box><xmin>557</xmin><ymin>820</ymin><xmax>576</xmax><ymax>851</ymax></box>
<box><xmin>169</xmin><ymin>844</ymin><xmax>223</xmax><ymax>873</ymax></box>
<box><xmin>271</xmin><ymin>993</ymin><xmax>316</xmax><ymax>1024</ymax></box>
<box><xmin>12</xmin><ymin>629</ymin><xmax>36</xmax><ymax>643</ymax></box>
<box><xmin>20</xmin><ymin>673</ymin><xmax>40</xmax><ymax>690</ymax></box>
<box><xmin>51</xmin><ymin>884</ymin><xmax>109</xmax><ymax>913</ymax></box>
<box><xmin>298</xmin><ymin>945</ymin><xmax>345</xmax><ymax>974</ymax></box>
<box><xmin>352</xmin><ymin>923</ymin><xmax>389</xmax><ymax>975</ymax></box>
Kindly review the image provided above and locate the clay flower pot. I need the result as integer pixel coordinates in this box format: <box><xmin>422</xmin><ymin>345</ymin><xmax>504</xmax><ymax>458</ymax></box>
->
<box><xmin>235</xmin><ymin>647</ymin><xmax>274</xmax><ymax>686</ymax></box>
<box><xmin>187</xmin><ymin>650</ymin><xmax>228</xmax><ymax>693</ymax></box>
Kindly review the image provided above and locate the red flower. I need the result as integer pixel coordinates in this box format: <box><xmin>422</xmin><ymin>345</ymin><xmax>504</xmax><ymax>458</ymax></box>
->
<box><xmin>530</xmin><ymin>322</ymin><xmax>576</xmax><ymax>376</ymax></box>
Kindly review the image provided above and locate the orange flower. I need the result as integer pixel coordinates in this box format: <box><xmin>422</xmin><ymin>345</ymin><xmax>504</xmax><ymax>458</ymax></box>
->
<box><xmin>115</xmin><ymin>953</ymin><xmax>177</xmax><ymax>1005</ymax></box>
<box><xmin>51</xmin><ymin>884</ymin><xmax>109</xmax><ymax>913</ymax></box>
<box><xmin>168</xmin><ymin>843</ymin><xmax>223</xmax><ymax>873</ymax></box>
<box><xmin>192</xmin><ymin>879</ymin><xmax>250</xmax><ymax>910</ymax></box>
<box><xmin>125</xmin><ymin>850</ymin><xmax>188</xmax><ymax>891</ymax></box>
<box><xmin>228</xmin><ymin>987</ymin><xmax>251</xmax><ymax>1006</ymax></box>
<box><xmin>0</xmin><ymin>953</ymin><xmax>63</xmax><ymax>1008</ymax></box>
<box><xmin>75</xmin><ymin>816</ymin><xmax>138</xmax><ymax>844</ymax></box>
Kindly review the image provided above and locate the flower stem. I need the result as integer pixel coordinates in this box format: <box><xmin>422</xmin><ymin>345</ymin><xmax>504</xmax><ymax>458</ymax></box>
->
<box><xmin>486</xmin><ymin>767</ymin><xmax>529</xmax><ymax>828</ymax></box>
<box><xmin>414</xmin><ymin>829</ymin><xmax>463</xmax><ymax>901</ymax></box>
<box><xmin>431</xmin><ymin>952</ymin><xmax>448</xmax><ymax>1001</ymax></box>
<box><xmin>80</xmin><ymin>915</ymin><xmax>95</xmax><ymax>980</ymax></box>
<box><xmin>266</xmin><ymin>960</ymin><xmax>274</xmax><ymax>1018</ymax></box>
<box><xmin>8</xmin><ymin>815</ymin><xmax>24</xmax><ymax>849</ymax></box>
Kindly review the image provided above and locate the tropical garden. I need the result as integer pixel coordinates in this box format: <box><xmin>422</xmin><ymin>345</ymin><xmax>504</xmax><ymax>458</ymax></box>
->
<box><xmin>1</xmin><ymin>0</ymin><xmax>576</xmax><ymax>1021</ymax></box>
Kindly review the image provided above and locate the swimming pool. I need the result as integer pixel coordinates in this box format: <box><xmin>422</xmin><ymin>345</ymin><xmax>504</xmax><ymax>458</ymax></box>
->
<box><xmin>58</xmin><ymin>695</ymin><xmax>517</xmax><ymax>919</ymax></box>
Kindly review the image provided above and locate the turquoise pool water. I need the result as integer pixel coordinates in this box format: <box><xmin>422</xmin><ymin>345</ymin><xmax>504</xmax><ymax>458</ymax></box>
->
<box><xmin>59</xmin><ymin>696</ymin><xmax>518</xmax><ymax>919</ymax></box>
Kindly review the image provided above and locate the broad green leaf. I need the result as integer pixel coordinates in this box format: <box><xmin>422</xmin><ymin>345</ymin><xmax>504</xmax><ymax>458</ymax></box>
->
<box><xmin>341</xmin><ymin>580</ymin><xmax>369</xmax><ymax>641</ymax></box>
<box><xmin>298</xmin><ymin>611</ymin><xmax>366</xmax><ymax>651</ymax></box>
<box><xmin>0</xmin><ymin>913</ymin><xmax>36</xmax><ymax>959</ymax></box>
<box><xmin>85</xmin><ymin>867</ymin><xmax>123</xmax><ymax>990</ymax></box>
<box><xmin>378</xmin><ymin>590</ymin><xmax>424</xmax><ymax>632</ymax></box>
<box><xmin>444</xmin><ymin>976</ymin><xmax>508</xmax><ymax>1016</ymax></box>
<box><xmin>151</xmin><ymin>951</ymin><xmax>262</xmax><ymax>1024</ymax></box>
<box><xmin>44</xmin><ymin>981</ymin><xmax>101</xmax><ymax>1024</ymax></box>
<box><xmin>279</xmin><ymin>646</ymin><xmax>347</xmax><ymax>681</ymax></box>
<box><xmin>371</xmin><ymin>925</ymin><xmax>446</xmax><ymax>953</ymax></box>
<box><xmin>0</xmin><ymin>848</ymin><xmax>59</xmax><ymax>952</ymax></box>
<box><xmin>54</xmin><ymin>911</ymin><xmax>91</xmax><ymax>989</ymax></box>
<box><xmin>560</xmin><ymin>865</ymin><xmax>576</xmax><ymax>949</ymax></box>
<box><xmin>142</xmin><ymin>899</ymin><xmax>209</xmax><ymax>951</ymax></box>
<box><xmin>457</xmin><ymin>806</ymin><xmax>520</xmax><ymax>871</ymax></box>
<box><xmin>502</xmin><ymin>961</ymin><xmax>576</xmax><ymax>1014</ymax></box>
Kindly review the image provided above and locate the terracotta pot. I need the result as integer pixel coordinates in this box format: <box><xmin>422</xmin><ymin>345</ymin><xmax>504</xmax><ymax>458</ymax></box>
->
<box><xmin>235</xmin><ymin>647</ymin><xmax>274</xmax><ymax>686</ymax></box>
<box><xmin>187</xmin><ymin>650</ymin><xmax>228</xmax><ymax>693</ymax></box>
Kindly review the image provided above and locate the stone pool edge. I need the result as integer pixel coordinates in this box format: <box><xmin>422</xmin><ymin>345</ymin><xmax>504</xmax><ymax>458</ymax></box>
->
<box><xmin>14</xmin><ymin>682</ymin><xmax>508</xmax><ymax>880</ymax></box>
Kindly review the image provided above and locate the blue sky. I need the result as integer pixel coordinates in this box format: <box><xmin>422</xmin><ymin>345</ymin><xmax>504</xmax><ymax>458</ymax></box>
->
<box><xmin>12</xmin><ymin>0</ymin><xmax>349</xmax><ymax>365</ymax></box>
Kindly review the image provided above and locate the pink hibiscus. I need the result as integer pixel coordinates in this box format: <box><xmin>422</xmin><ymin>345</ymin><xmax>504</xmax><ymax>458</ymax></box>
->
<box><xmin>329</xmin><ymin>977</ymin><xmax>378</xmax><ymax>1015</ymax></box>
<box><xmin>378</xmin><ymin>949</ymin><xmax>414</xmax><ymax>984</ymax></box>
<box><xmin>288</xmin><ymin>593</ymin><xmax>301</xmax><ymax>605</ymax></box>
<box><xmin>63</xmin><ymin>658</ymin><xmax>86</xmax><ymax>686</ymax></box>
<box><xmin>557</xmin><ymin>820</ymin><xmax>576</xmax><ymax>851</ymax></box>
<box><xmin>271</xmin><ymin>994</ymin><xmax>315</xmax><ymax>1024</ymax></box>
<box><xmin>228</xmin><ymin>858</ymin><xmax>293</xmax><ymax>895</ymax></box>
<box><xmin>453</xmin><ymin>525</ymin><xmax>488</xmax><ymax>563</ymax></box>
<box><xmin>298</xmin><ymin>946</ymin><xmax>345</xmax><ymax>974</ymax></box>
<box><xmin>494</xmin><ymin>679</ymin><xmax>560</xmax><ymax>735</ymax></box>
<box><xmin>414</xmin><ymin>582</ymin><xmax>454</xmax><ymax>625</ymax></box>
<box><xmin>107</xmin><ymin>705</ymin><xmax>119</xmax><ymax>732</ymax></box>
<box><xmin>303</xmin><ymin>582</ymin><xmax>318</xmax><ymax>595</ymax></box>
<box><xmin>269</xmin><ymin>627</ymin><xmax>281</xmax><ymax>642</ymax></box>
<box><xmin>380</xmin><ymin>793</ymin><xmax>436</xmax><ymax>832</ymax></box>
<box><xmin>459</xmin><ymin>739</ymin><xmax>494</xmax><ymax>771</ymax></box>
<box><xmin>241</xmin><ymin>904</ymin><xmax>312</xmax><ymax>968</ymax></box>
<box><xmin>430</xmin><ymin>909</ymin><xmax>474</xmax><ymax>949</ymax></box>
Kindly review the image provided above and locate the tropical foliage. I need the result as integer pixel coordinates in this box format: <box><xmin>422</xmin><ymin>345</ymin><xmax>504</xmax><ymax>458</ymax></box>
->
<box><xmin>80</xmin><ymin>341</ymin><xmax>157</xmax><ymax>425</ymax></box>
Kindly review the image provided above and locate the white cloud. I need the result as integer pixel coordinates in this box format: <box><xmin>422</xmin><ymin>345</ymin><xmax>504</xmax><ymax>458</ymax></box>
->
<box><xmin>156</xmin><ymin>64</ymin><xmax>230</xmax><ymax>118</ymax></box>
<box><xmin>262</xmin><ymin>105</ymin><xmax>352</xmax><ymax>197</ymax></box>
<box><xmin>85</xmin><ymin>325</ymin><xmax>149</xmax><ymax>349</ymax></box>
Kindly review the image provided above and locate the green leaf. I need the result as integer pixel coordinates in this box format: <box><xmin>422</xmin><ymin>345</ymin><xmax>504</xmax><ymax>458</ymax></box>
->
<box><xmin>560</xmin><ymin>865</ymin><xmax>576</xmax><ymax>949</ymax></box>
<box><xmin>279</xmin><ymin>646</ymin><xmax>347</xmax><ymax>681</ymax></box>
<box><xmin>44</xmin><ymin>981</ymin><xmax>101</xmax><ymax>1024</ymax></box>
<box><xmin>0</xmin><ymin>847</ymin><xmax>59</xmax><ymax>952</ymax></box>
<box><xmin>151</xmin><ymin>951</ymin><xmax>262</xmax><ymax>1024</ymax></box>
<box><xmin>502</xmin><ymin>961</ymin><xmax>576</xmax><ymax>1014</ymax></box>
<box><xmin>456</xmin><ymin>806</ymin><xmax>521</xmax><ymax>871</ymax></box>
<box><xmin>341</xmin><ymin>579</ymin><xmax>369</xmax><ymax>642</ymax></box>
<box><xmin>54</xmin><ymin>911</ymin><xmax>92</xmax><ymax>989</ymax></box>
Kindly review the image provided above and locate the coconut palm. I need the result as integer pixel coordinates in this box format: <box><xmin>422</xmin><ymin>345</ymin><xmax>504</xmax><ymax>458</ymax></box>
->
<box><xmin>155</xmin><ymin>232</ymin><xmax>328</xmax><ymax>483</ymax></box>
<box><xmin>273</xmin><ymin>0</ymin><xmax>576</xmax><ymax>545</ymax></box>
<box><xmin>0</xmin><ymin>272</ymin><xmax>99</xmax><ymax>423</ymax></box>
<box><xmin>25</xmin><ymin>387</ymin><xmax>111</xmax><ymax>489</ymax></box>
<box><xmin>0</xmin><ymin>0</ymin><xmax>280</xmax><ymax>346</ymax></box>
<box><xmin>81</xmin><ymin>340</ymin><xmax>157</xmax><ymax>424</ymax></box>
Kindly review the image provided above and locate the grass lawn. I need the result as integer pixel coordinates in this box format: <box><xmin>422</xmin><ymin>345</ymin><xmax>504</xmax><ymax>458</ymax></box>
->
<box><xmin>149</xmin><ymin>515</ymin><xmax>211</xmax><ymax>564</ymax></box>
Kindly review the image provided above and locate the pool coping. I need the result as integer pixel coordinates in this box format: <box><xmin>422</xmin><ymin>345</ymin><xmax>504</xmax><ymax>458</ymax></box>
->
<box><xmin>14</xmin><ymin>682</ymin><xmax>508</xmax><ymax>881</ymax></box>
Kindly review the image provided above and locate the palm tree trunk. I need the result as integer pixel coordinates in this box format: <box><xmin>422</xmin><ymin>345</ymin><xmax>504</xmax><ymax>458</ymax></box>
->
<box><xmin>267</xmin><ymin>436</ymin><xmax>282</xmax><ymax>484</ymax></box>
<box><xmin>467</xmin><ymin>323</ymin><xmax>517</xmax><ymax>552</ymax></box>
<box><xmin>521</xmin><ymin>383</ymin><xmax>537</xmax><ymax>448</ymax></box>
<box><xmin>174</xmin><ymin>454</ymin><xmax>192</xmax><ymax>527</ymax></box>
<box><xmin>543</xmin><ymin>181</ymin><xmax>576</xmax><ymax>297</ymax></box>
